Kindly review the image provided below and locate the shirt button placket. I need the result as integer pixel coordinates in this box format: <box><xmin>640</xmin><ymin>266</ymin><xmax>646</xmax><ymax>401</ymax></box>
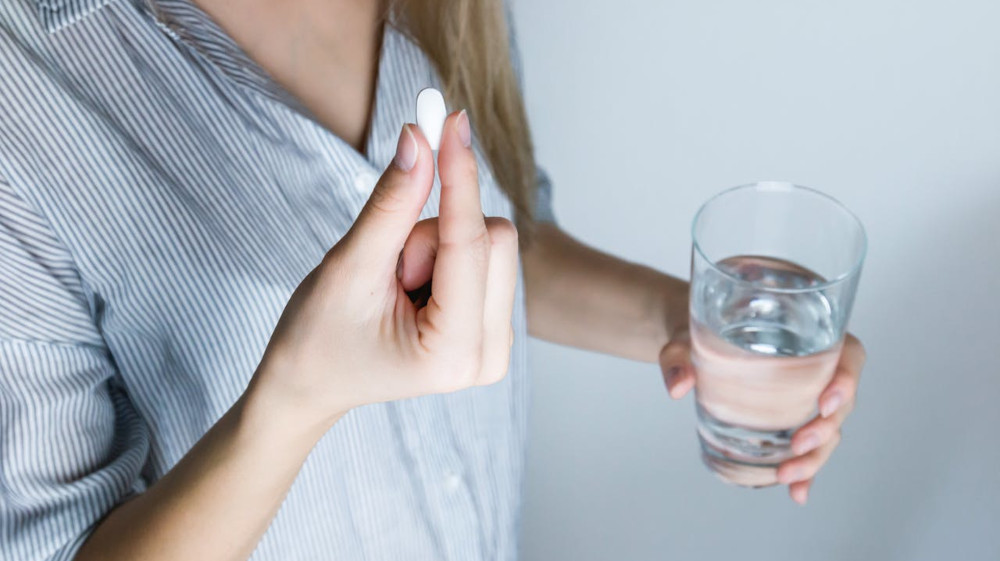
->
<box><xmin>353</xmin><ymin>168</ymin><xmax>379</xmax><ymax>195</ymax></box>
<box><xmin>443</xmin><ymin>470</ymin><xmax>462</xmax><ymax>493</ymax></box>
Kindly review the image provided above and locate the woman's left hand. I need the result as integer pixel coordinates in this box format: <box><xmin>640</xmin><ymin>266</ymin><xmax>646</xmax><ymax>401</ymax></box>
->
<box><xmin>659</xmin><ymin>332</ymin><xmax>866</xmax><ymax>505</ymax></box>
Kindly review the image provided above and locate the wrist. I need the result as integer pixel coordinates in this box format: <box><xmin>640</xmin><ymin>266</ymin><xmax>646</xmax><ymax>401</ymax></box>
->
<box><xmin>241</xmin><ymin>362</ymin><xmax>348</xmax><ymax>448</ymax></box>
<box><xmin>635</xmin><ymin>264</ymin><xmax>690</xmax><ymax>351</ymax></box>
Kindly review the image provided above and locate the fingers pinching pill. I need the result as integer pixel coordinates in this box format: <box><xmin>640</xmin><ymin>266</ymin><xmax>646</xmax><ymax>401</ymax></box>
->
<box><xmin>416</xmin><ymin>88</ymin><xmax>447</xmax><ymax>151</ymax></box>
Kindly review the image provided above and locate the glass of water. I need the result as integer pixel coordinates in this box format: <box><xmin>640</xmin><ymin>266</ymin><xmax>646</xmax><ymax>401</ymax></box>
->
<box><xmin>690</xmin><ymin>181</ymin><xmax>866</xmax><ymax>487</ymax></box>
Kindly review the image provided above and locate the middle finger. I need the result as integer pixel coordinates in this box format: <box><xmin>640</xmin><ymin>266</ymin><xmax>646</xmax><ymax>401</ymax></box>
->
<box><xmin>477</xmin><ymin>217</ymin><xmax>519</xmax><ymax>385</ymax></box>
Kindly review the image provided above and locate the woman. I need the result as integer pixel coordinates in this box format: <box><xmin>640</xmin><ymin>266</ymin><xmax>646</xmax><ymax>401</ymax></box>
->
<box><xmin>0</xmin><ymin>0</ymin><xmax>865</xmax><ymax>559</ymax></box>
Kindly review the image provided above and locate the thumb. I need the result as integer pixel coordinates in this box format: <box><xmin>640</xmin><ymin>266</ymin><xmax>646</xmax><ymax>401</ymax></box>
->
<box><xmin>659</xmin><ymin>329</ymin><xmax>695</xmax><ymax>399</ymax></box>
<box><xmin>344</xmin><ymin>124</ymin><xmax>435</xmax><ymax>270</ymax></box>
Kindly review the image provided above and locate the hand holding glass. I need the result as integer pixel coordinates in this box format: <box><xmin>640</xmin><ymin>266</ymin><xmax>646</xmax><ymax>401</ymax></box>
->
<box><xmin>689</xmin><ymin>182</ymin><xmax>866</xmax><ymax>487</ymax></box>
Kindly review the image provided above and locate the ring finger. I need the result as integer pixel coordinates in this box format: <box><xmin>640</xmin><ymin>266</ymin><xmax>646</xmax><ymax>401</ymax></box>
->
<box><xmin>477</xmin><ymin>217</ymin><xmax>519</xmax><ymax>385</ymax></box>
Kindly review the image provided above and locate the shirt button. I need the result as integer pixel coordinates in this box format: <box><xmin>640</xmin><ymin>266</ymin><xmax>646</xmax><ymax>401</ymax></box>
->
<box><xmin>354</xmin><ymin>170</ymin><xmax>379</xmax><ymax>194</ymax></box>
<box><xmin>444</xmin><ymin>471</ymin><xmax>462</xmax><ymax>492</ymax></box>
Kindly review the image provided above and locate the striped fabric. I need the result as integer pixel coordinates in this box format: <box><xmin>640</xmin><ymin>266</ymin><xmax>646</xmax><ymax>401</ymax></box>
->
<box><xmin>0</xmin><ymin>0</ymin><xmax>554</xmax><ymax>559</ymax></box>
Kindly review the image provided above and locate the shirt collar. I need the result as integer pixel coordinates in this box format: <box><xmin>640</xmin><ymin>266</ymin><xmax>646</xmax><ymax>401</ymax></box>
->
<box><xmin>33</xmin><ymin>0</ymin><xmax>118</xmax><ymax>32</ymax></box>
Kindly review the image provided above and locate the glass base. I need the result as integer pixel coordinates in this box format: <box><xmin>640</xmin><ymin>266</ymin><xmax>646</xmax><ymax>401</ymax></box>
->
<box><xmin>696</xmin><ymin>403</ymin><xmax>798</xmax><ymax>488</ymax></box>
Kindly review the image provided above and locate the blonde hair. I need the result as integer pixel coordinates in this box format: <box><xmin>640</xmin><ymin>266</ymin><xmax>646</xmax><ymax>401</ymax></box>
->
<box><xmin>396</xmin><ymin>0</ymin><xmax>539</xmax><ymax>239</ymax></box>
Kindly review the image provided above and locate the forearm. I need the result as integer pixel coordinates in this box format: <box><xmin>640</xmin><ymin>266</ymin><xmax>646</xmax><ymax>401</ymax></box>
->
<box><xmin>75</xmin><ymin>378</ymin><xmax>337</xmax><ymax>561</ymax></box>
<box><xmin>523</xmin><ymin>223</ymin><xmax>689</xmax><ymax>363</ymax></box>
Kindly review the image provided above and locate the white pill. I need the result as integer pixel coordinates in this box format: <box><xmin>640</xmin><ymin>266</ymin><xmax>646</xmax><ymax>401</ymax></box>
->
<box><xmin>416</xmin><ymin>88</ymin><xmax>447</xmax><ymax>150</ymax></box>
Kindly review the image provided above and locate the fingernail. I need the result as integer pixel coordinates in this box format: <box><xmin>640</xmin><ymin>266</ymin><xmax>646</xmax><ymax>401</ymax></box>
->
<box><xmin>821</xmin><ymin>392</ymin><xmax>843</xmax><ymax>418</ymax></box>
<box><xmin>395</xmin><ymin>253</ymin><xmax>404</xmax><ymax>280</ymax></box>
<box><xmin>793</xmin><ymin>433</ymin><xmax>821</xmax><ymax>455</ymax></box>
<box><xmin>456</xmin><ymin>109</ymin><xmax>472</xmax><ymax>148</ymax></box>
<box><xmin>393</xmin><ymin>124</ymin><xmax>418</xmax><ymax>171</ymax></box>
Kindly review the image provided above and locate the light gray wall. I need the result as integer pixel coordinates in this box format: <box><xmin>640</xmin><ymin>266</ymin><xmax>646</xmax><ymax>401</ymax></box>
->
<box><xmin>511</xmin><ymin>1</ymin><xmax>1000</xmax><ymax>559</ymax></box>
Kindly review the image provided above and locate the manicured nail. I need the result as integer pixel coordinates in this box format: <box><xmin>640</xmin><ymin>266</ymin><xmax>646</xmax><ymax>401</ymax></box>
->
<box><xmin>821</xmin><ymin>392</ymin><xmax>843</xmax><ymax>418</ymax></box>
<box><xmin>456</xmin><ymin>109</ymin><xmax>472</xmax><ymax>148</ymax></box>
<box><xmin>393</xmin><ymin>124</ymin><xmax>418</xmax><ymax>171</ymax></box>
<box><xmin>793</xmin><ymin>433</ymin><xmax>821</xmax><ymax>455</ymax></box>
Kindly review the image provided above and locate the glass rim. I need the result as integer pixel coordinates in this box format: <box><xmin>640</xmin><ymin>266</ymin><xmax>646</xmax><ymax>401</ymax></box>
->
<box><xmin>691</xmin><ymin>181</ymin><xmax>868</xmax><ymax>294</ymax></box>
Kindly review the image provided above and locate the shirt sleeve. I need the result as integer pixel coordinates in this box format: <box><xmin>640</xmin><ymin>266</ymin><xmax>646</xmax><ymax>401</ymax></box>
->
<box><xmin>0</xmin><ymin>179</ymin><xmax>150</xmax><ymax>561</ymax></box>
<box><xmin>506</xmin><ymin>3</ymin><xmax>557</xmax><ymax>224</ymax></box>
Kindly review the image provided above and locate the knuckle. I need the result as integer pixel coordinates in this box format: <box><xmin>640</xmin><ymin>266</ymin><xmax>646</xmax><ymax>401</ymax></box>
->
<box><xmin>485</xmin><ymin>217</ymin><xmax>519</xmax><ymax>248</ymax></box>
<box><xmin>469</xmin><ymin>226</ymin><xmax>491</xmax><ymax>250</ymax></box>
<box><xmin>366</xmin><ymin>183</ymin><xmax>405</xmax><ymax>216</ymax></box>
<box><xmin>442</xmin><ymin>227</ymin><xmax>490</xmax><ymax>254</ymax></box>
<box><xmin>459</xmin><ymin>229</ymin><xmax>491</xmax><ymax>264</ymax></box>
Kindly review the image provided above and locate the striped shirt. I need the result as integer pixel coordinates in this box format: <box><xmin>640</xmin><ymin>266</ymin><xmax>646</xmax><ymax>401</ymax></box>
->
<box><xmin>0</xmin><ymin>0</ymin><xmax>555</xmax><ymax>559</ymax></box>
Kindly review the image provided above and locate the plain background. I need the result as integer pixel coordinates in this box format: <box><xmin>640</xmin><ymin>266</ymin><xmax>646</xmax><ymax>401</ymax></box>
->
<box><xmin>511</xmin><ymin>1</ymin><xmax>1000</xmax><ymax>560</ymax></box>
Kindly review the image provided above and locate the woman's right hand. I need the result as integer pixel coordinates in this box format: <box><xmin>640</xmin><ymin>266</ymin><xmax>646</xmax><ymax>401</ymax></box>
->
<box><xmin>250</xmin><ymin>110</ymin><xmax>519</xmax><ymax>431</ymax></box>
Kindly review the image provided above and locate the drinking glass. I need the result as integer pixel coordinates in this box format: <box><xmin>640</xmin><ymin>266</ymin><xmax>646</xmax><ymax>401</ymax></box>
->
<box><xmin>690</xmin><ymin>181</ymin><xmax>866</xmax><ymax>487</ymax></box>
